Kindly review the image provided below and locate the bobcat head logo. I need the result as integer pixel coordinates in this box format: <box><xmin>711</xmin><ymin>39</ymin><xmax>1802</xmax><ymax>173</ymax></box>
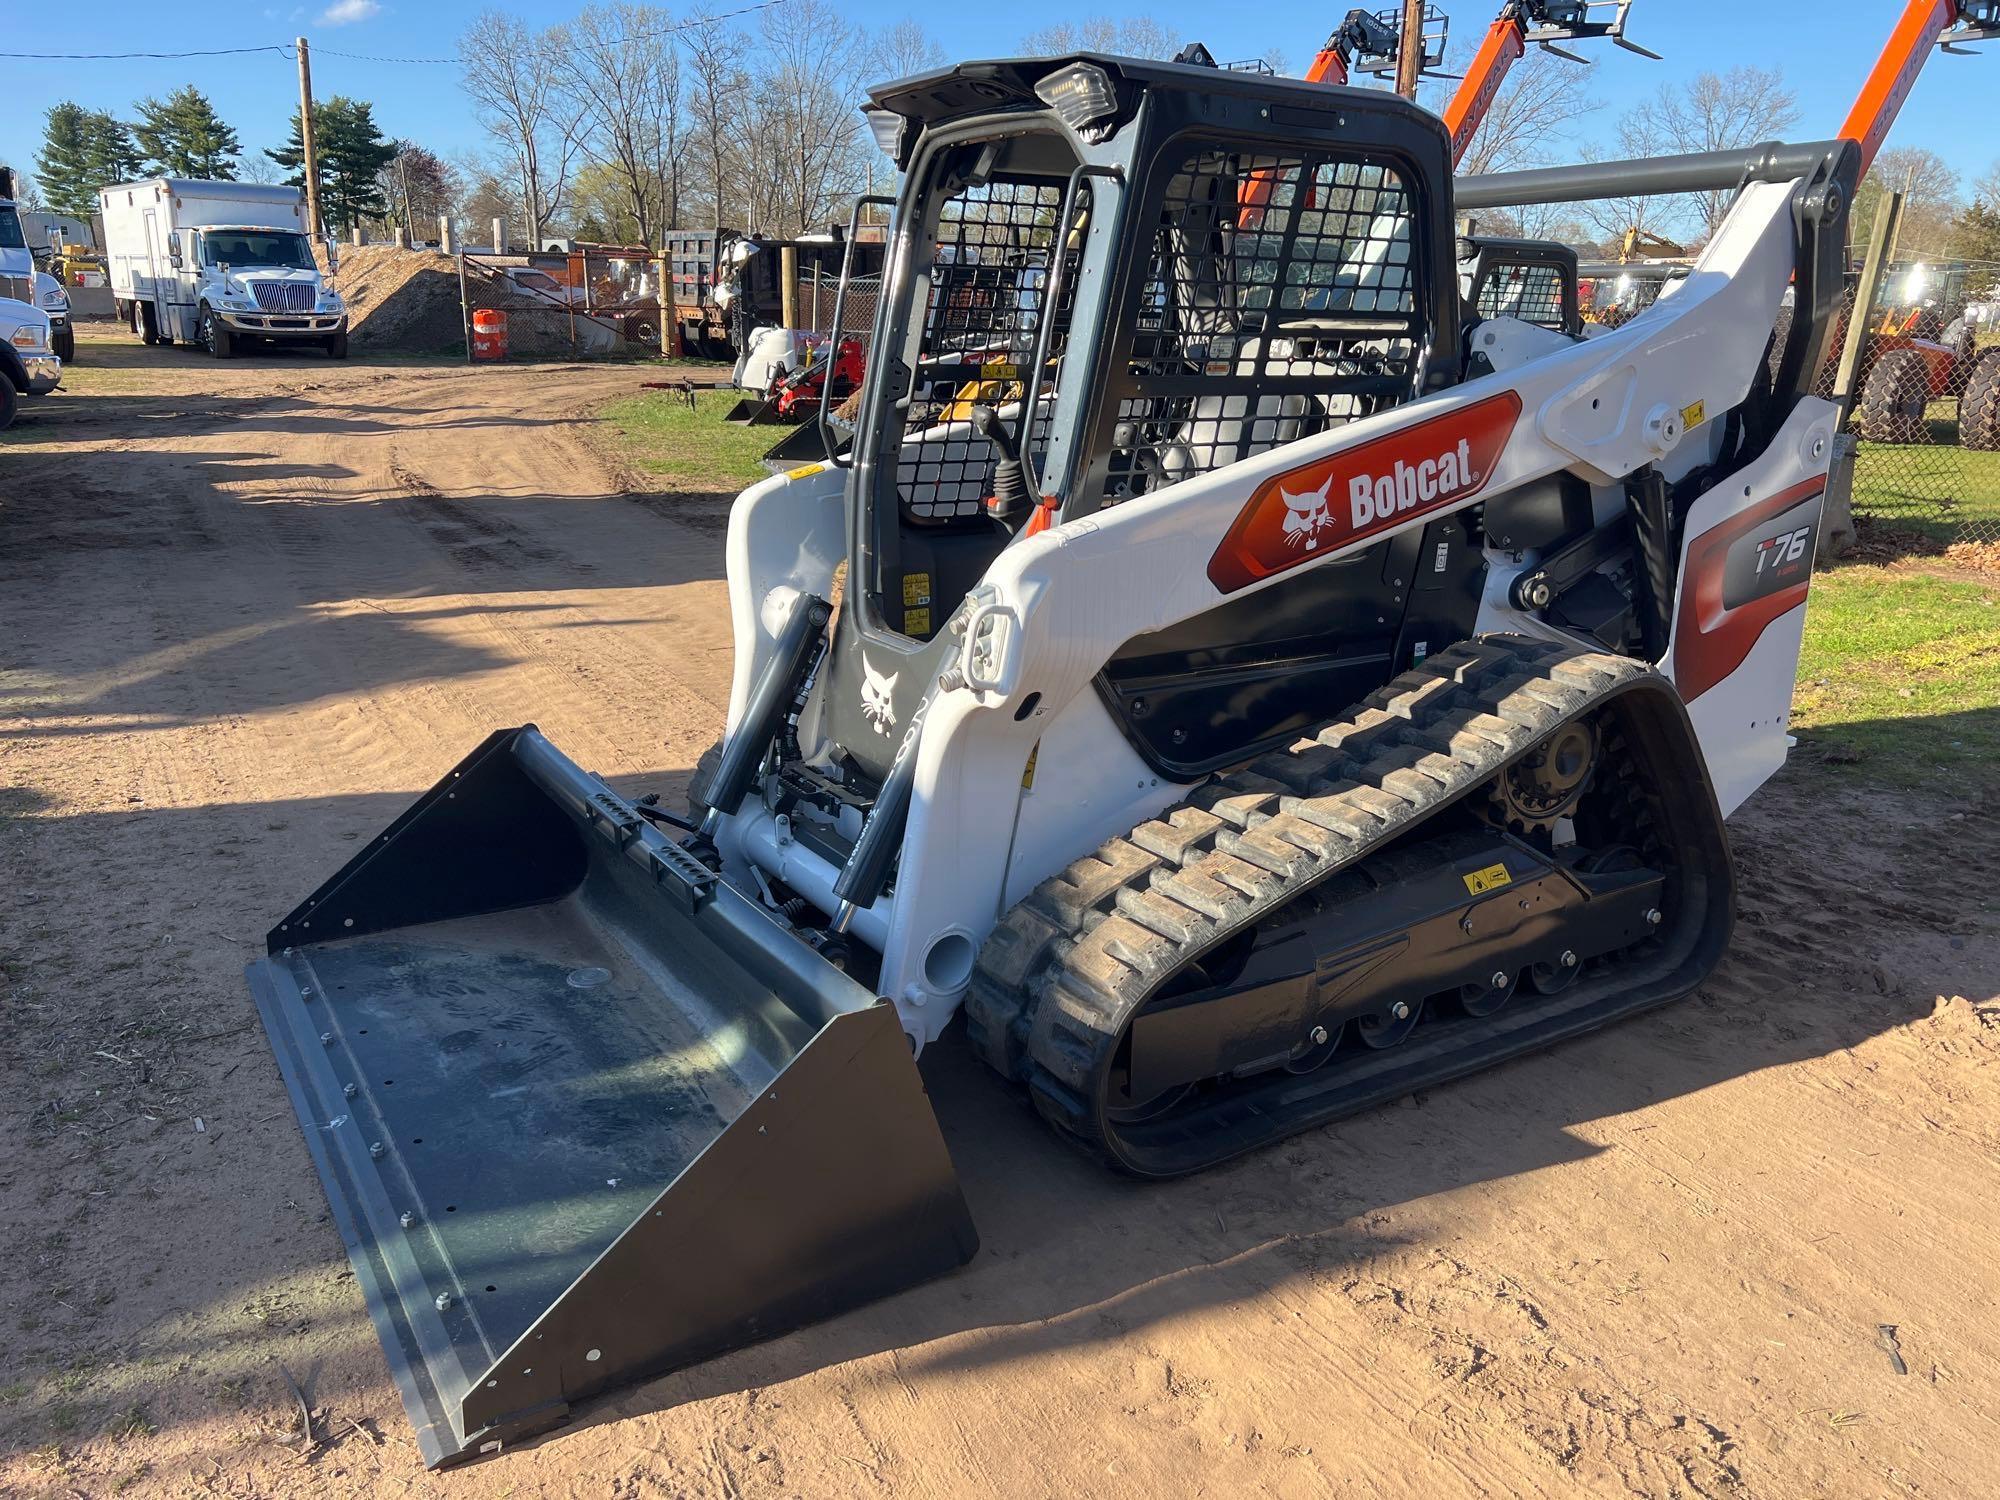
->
<box><xmin>1280</xmin><ymin>475</ymin><xmax>1336</xmax><ymax>550</ymax></box>
<box><xmin>860</xmin><ymin>653</ymin><xmax>899</xmax><ymax>736</ymax></box>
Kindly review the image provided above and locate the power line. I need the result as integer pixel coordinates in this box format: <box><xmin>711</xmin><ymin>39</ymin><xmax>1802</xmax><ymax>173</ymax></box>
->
<box><xmin>308</xmin><ymin>47</ymin><xmax>458</xmax><ymax>65</ymax></box>
<box><xmin>3</xmin><ymin>3</ymin><xmax>789</xmax><ymax>67</ymax></box>
<box><xmin>0</xmin><ymin>44</ymin><xmax>289</xmax><ymax>60</ymax></box>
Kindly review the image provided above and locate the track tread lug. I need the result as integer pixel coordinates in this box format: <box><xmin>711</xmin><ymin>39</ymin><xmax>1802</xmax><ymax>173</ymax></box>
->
<box><xmin>968</xmin><ymin>633</ymin><xmax>1696</xmax><ymax>1174</ymax></box>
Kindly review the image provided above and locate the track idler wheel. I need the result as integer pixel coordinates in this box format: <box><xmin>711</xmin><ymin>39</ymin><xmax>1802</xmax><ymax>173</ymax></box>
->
<box><xmin>1355</xmin><ymin>998</ymin><xmax>1422</xmax><ymax>1049</ymax></box>
<box><xmin>1284</xmin><ymin>1021</ymin><xmax>1344</xmax><ymax>1074</ymax></box>
<box><xmin>1459</xmin><ymin>969</ymin><xmax>1519</xmax><ymax>1018</ymax></box>
<box><xmin>1528</xmin><ymin>951</ymin><xmax>1582</xmax><ymax>994</ymax></box>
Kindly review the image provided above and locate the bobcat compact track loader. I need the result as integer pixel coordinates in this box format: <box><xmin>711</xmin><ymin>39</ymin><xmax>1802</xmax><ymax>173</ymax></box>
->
<box><xmin>250</xmin><ymin>45</ymin><xmax>1896</xmax><ymax>1465</ymax></box>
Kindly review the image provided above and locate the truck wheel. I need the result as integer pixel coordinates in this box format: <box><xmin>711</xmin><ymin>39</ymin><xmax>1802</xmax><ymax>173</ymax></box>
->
<box><xmin>53</xmin><ymin>323</ymin><xmax>75</xmax><ymax>363</ymax></box>
<box><xmin>199</xmin><ymin>306</ymin><xmax>233</xmax><ymax>360</ymax></box>
<box><xmin>1857</xmin><ymin>348</ymin><xmax>1931</xmax><ymax>444</ymax></box>
<box><xmin>0</xmin><ymin>379</ymin><xmax>16</xmax><ymax>432</ymax></box>
<box><xmin>138</xmin><ymin>301</ymin><xmax>161</xmax><ymax>347</ymax></box>
<box><xmin>1962</xmin><ymin>348</ymin><xmax>2000</xmax><ymax>453</ymax></box>
<box><xmin>325</xmin><ymin>328</ymin><xmax>349</xmax><ymax>360</ymax></box>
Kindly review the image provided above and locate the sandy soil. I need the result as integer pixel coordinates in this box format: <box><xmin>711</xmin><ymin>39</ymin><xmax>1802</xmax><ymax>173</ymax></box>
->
<box><xmin>2</xmin><ymin>347</ymin><xmax>1998</xmax><ymax>1500</ymax></box>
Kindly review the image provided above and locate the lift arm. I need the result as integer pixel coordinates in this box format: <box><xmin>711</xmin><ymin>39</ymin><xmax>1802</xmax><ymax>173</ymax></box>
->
<box><xmin>1442</xmin><ymin>2</ymin><xmax>1658</xmax><ymax>165</ymax></box>
<box><xmin>1307</xmin><ymin>5</ymin><xmax>1451</xmax><ymax>87</ymax></box>
<box><xmin>1838</xmin><ymin>0</ymin><xmax>1998</xmax><ymax>176</ymax></box>
<box><xmin>1307</xmin><ymin>8</ymin><xmax>1406</xmax><ymax>85</ymax></box>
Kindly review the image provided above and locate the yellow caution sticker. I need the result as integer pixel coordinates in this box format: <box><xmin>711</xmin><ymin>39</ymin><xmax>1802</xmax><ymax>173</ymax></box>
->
<box><xmin>904</xmin><ymin>606</ymin><xmax>931</xmax><ymax>636</ymax></box>
<box><xmin>1022</xmin><ymin>742</ymin><xmax>1040</xmax><ymax>790</ymax></box>
<box><xmin>785</xmin><ymin>462</ymin><xmax>826</xmax><ymax>480</ymax></box>
<box><xmin>1463</xmin><ymin>862</ymin><xmax>1513</xmax><ymax>895</ymax></box>
<box><xmin>980</xmin><ymin>362</ymin><xmax>1021</xmax><ymax>381</ymax></box>
<box><xmin>901</xmin><ymin>572</ymin><xmax>932</xmax><ymax>607</ymax></box>
<box><xmin>1679</xmin><ymin>398</ymin><xmax>1707</xmax><ymax>431</ymax></box>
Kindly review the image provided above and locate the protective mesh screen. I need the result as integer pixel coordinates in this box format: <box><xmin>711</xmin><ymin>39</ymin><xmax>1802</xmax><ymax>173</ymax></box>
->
<box><xmin>1475</xmin><ymin>261</ymin><xmax>1567</xmax><ymax>330</ymax></box>
<box><xmin>892</xmin><ymin>176</ymin><xmax>1089</xmax><ymax>522</ymax></box>
<box><xmin>1098</xmin><ymin>149</ymin><xmax>1420</xmax><ymax>505</ymax></box>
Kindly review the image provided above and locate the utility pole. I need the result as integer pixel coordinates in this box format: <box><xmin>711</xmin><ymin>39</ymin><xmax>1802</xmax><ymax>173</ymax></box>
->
<box><xmin>296</xmin><ymin>37</ymin><xmax>323</xmax><ymax>239</ymax></box>
<box><xmin>1395</xmin><ymin>0</ymin><xmax>1425</xmax><ymax>100</ymax></box>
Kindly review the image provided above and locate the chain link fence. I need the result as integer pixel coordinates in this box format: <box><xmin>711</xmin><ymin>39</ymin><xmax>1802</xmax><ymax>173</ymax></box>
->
<box><xmin>1817</xmin><ymin>260</ymin><xmax>2000</xmax><ymax>555</ymax></box>
<box><xmin>801</xmin><ymin>266</ymin><xmax>882</xmax><ymax>350</ymax></box>
<box><xmin>458</xmin><ymin>249</ymin><xmax>664</xmax><ymax>362</ymax></box>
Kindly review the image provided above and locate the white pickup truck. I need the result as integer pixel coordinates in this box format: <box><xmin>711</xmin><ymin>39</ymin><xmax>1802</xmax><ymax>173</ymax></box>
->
<box><xmin>101</xmin><ymin>178</ymin><xmax>347</xmax><ymax>358</ymax></box>
<box><xmin>0</xmin><ymin>196</ymin><xmax>61</xmax><ymax>427</ymax></box>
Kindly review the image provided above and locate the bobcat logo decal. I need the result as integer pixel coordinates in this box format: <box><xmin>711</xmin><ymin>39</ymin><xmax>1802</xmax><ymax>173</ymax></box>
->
<box><xmin>1280</xmin><ymin>475</ymin><xmax>1336</xmax><ymax>550</ymax></box>
<box><xmin>860</xmin><ymin>653</ymin><xmax>899</xmax><ymax>736</ymax></box>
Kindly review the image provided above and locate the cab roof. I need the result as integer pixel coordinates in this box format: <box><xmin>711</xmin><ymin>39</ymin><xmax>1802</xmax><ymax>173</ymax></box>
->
<box><xmin>866</xmin><ymin>51</ymin><xmax>1446</xmax><ymax>145</ymax></box>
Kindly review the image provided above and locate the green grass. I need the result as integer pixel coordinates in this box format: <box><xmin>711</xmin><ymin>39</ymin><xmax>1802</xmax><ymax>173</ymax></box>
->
<box><xmin>1793</xmin><ymin>565</ymin><xmax>2000</xmax><ymax>786</ymax></box>
<box><xmin>597</xmin><ymin>388</ymin><xmax>780</xmax><ymax>494</ymax></box>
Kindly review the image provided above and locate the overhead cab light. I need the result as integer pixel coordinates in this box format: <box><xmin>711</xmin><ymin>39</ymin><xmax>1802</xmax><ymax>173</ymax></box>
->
<box><xmin>1035</xmin><ymin>62</ymin><xmax>1119</xmax><ymax>134</ymax></box>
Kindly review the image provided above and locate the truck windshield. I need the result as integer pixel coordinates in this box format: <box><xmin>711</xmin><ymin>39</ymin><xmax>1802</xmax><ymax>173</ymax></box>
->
<box><xmin>0</xmin><ymin>208</ymin><xmax>25</xmax><ymax>250</ymax></box>
<box><xmin>203</xmin><ymin>231</ymin><xmax>314</xmax><ymax>269</ymax></box>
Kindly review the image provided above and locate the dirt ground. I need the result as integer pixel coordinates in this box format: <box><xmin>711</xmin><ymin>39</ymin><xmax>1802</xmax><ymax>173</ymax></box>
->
<box><xmin>2</xmin><ymin>342</ymin><xmax>1997</xmax><ymax>1499</ymax></box>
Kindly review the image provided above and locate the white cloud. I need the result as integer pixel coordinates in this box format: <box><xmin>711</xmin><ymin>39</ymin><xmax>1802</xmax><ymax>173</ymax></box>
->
<box><xmin>318</xmin><ymin>0</ymin><xmax>380</xmax><ymax>23</ymax></box>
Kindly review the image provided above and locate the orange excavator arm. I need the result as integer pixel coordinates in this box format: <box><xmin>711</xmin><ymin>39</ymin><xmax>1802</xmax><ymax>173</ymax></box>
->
<box><xmin>1443</xmin><ymin>16</ymin><xmax>1530</xmax><ymax>162</ymax></box>
<box><xmin>1839</xmin><ymin>0</ymin><xmax>1999</xmax><ymax>177</ymax></box>
<box><xmin>1441</xmin><ymin>2</ymin><xmax>1659</xmax><ymax>166</ymax></box>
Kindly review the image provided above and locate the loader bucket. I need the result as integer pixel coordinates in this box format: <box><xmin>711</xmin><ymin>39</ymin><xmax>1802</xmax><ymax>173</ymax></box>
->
<box><xmin>247</xmin><ymin>727</ymin><xmax>977</xmax><ymax>1467</ymax></box>
<box><xmin>761</xmin><ymin>421</ymin><xmax>842</xmax><ymax>469</ymax></box>
<box><xmin>722</xmin><ymin>394</ymin><xmax>779</xmax><ymax>424</ymax></box>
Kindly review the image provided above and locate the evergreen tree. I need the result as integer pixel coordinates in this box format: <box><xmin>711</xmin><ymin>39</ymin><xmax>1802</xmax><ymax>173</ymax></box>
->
<box><xmin>35</xmin><ymin>103</ymin><xmax>142</xmax><ymax>216</ymax></box>
<box><xmin>134</xmin><ymin>86</ymin><xmax>241</xmax><ymax>178</ymax></box>
<box><xmin>268</xmin><ymin>97</ymin><xmax>397</xmax><ymax>233</ymax></box>
<box><xmin>1952</xmin><ymin>200</ymin><xmax>2000</xmax><ymax>263</ymax></box>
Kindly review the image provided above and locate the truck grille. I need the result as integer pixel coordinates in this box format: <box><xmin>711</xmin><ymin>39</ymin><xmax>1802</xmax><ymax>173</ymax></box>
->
<box><xmin>0</xmin><ymin>274</ymin><xmax>30</xmax><ymax>305</ymax></box>
<box><xmin>251</xmin><ymin>281</ymin><xmax>316</xmax><ymax>312</ymax></box>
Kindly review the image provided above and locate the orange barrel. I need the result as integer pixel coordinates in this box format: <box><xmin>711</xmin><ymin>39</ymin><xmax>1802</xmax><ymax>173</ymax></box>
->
<box><xmin>471</xmin><ymin>309</ymin><xmax>508</xmax><ymax>361</ymax></box>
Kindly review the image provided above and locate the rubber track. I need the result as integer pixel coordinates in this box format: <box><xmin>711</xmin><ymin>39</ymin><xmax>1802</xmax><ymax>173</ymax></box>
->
<box><xmin>964</xmin><ymin>634</ymin><xmax>1654</xmax><ymax>1166</ymax></box>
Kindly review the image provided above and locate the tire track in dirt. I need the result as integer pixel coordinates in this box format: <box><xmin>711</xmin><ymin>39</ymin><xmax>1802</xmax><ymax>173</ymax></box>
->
<box><xmin>5</xmin><ymin>354</ymin><xmax>1999</xmax><ymax>1500</ymax></box>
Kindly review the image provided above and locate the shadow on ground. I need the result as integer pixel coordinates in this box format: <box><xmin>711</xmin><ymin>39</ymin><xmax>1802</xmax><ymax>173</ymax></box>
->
<box><xmin>1</xmin><ymin>743</ymin><xmax>1992</xmax><ymax>1464</ymax></box>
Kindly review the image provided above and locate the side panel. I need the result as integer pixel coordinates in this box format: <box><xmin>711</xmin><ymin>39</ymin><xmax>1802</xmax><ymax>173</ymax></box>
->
<box><xmin>721</xmin><ymin>463</ymin><xmax>848</xmax><ymax>734</ymax></box>
<box><xmin>1664</xmin><ymin>399</ymin><xmax>1838</xmax><ymax>814</ymax></box>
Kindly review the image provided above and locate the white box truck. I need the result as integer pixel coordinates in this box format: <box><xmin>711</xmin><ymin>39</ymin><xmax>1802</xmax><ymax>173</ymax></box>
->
<box><xmin>101</xmin><ymin>179</ymin><xmax>347</xmax><ymax>358</ymax></box>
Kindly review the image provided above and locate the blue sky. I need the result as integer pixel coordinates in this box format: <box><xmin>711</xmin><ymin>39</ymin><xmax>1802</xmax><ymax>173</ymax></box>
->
<box><xmin>3</xmin><ymin>0</ymin><xmax>1996</xmax><ymax>191</ymax></box>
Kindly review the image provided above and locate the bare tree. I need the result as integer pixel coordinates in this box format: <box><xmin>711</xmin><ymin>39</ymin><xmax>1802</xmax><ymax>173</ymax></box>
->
<box><xmin>1976</xmin><ymin>159</ymin><xmax>2000</xmax><ymax>207</ymax></box>
<box><xmin>871</xmin><ymin>19</ymin><xmax>945</xmax><ymax>83</ymax></box>
<box><xmin>1020</xmin><ymin>16</ymin><xmax>1180</xmax><ymax>58</ymax></box>
<box><xmin>744</xmin><ymin>0</ymin><xmax>874</xmax><ymax>236</ymax></box>
<box><xmin>460</xmin><ymin>10</ymin><xmax>587</xmax><ymax>243</ymax></box>
<box><xmin>1853</xmin><ymin>145</ymin><xmax>1961</xmax><ymax>256</ymax></box>
<box><xmin>1615</xmin><ymin>66</ymin><xmax>1800</xmax><ymax>236</ymax></box>
<box><xmin>680</xmin><ymin>7</ymin><xmax>754</xmax><ymax>233</ymax></box>
<box><xmin>379</xmin><ymin>142</ymin><xmax>462</xmax><ymax>235</ymax></box>
<box><xmin>553</xmin><ymin>3</ymin><xmax>685</xmax><ymax>245</ymax></box>
<box><xmin>1421</xmin><ymin>46</ymin><xmax>1600</xmax><ymax>177</ymax></box>
<box><xmin>1569</xmin><ymin>145</ymin><xmax>1680</xmax><ymax>249</ymax></box>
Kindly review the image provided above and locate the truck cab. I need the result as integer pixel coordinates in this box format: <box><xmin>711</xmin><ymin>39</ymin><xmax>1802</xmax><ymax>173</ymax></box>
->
<box><xmin>0</xmin><ymin>198</ymin><xmax>62</xmax><ymax>427</ymax></box>
<box><xmin>101</xmin><ymin>179</ymin><xmax>348</xmax><ymax>359</ymax></box>
<box><xmin>0</xmin><ymin>296</ymin><xmax>62</xmax><ymax>430</ymax></box>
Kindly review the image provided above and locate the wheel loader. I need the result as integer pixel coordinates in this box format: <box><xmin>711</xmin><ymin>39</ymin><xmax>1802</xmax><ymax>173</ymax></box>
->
<box><xmin>253</xmin><ymin>35</ymin><xmax>1937</xmax><ymax>1466</ymax></box>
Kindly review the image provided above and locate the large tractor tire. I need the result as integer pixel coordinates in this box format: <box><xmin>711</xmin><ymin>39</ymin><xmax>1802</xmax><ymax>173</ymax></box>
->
<box><xmin>1858</xmin><ymin>347</ymin><xmax>1932</xmax><ymax>444</ymax></box>
<box><xmin>1961</xmin><ymin>347</ymin><xmax>2000</xmax><ymax>453</ymax></box>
